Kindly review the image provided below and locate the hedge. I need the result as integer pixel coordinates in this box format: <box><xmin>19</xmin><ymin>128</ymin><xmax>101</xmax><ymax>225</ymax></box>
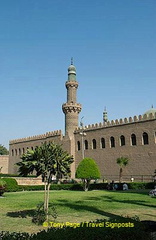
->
<box><xmin>0</xmin><ymin>217</ymin><xmax>152</xmax><ymax>240</ymax></box>
<box><xmin>0</xmin><ymin>174</ymin><xmax>37</xmax><ymax>178</ymax></box>
<box><xmin>1</xmin><ymin>178</ymin><xmax>155</xmax><ymax>192</ymax></box>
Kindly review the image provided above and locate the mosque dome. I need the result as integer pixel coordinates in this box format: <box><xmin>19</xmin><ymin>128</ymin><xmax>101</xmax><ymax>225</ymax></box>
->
<box><xmin>68</xmin><ymin>58</ymin><xmax>76</xmax><ymax>74</ymax></box>
<box><xmin>143</xmin><ymin>106</ymin><xmax>156</xmax><ymax>117</ymax></box>
<box><xmin>68</xmin><ymin>64</ymin><xmax>76</xmax><ymax>72</ymax></box>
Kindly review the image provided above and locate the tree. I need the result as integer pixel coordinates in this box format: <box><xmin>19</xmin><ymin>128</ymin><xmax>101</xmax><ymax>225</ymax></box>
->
<box><xmin>75</xmin><ymin>158</ymin><xmax>101</xmax><ymax>191</ymax></box>
<box><xmin>116</xmin><ymin>157</ymin><xmax>129</xmax><ymax>182</ymax></box>
<box><xmin>16</xmin><ymin>142</ymin><xmax>73</xmax><ymax>221</ymax></box>
<box><xmin>0</xmin><ymin>145</ymin><xmax>9</xmax><ymax>155</ymax></box>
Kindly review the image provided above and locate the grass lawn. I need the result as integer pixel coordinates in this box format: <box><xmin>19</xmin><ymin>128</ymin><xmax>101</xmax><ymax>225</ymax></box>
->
<box><xmin>0</xmin><ymin>189</ymin><xmax>155</xmax><ymax>233</ymax></box>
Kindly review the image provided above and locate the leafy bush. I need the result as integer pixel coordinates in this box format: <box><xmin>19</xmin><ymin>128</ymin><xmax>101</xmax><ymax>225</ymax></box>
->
<box><xmin>0</xmin><ymin>178</ymin><xmax>19</xmax><ymax>192</ymax></box>
<box><xmin>0</xmin><ymin>179</ymin><xmax>6</xmax><ymax>196</ymax></box>
<box><xmin>0</xmin><ymin>174</ymin><xmax>37</xmax><ymax>177</ymax></box>
<box><xmin>127</xmin><ymin>182</ymin><xmax>155</xmax><ymax>190</ymax></box>
<box><xmin>76</xmin><ymin>158</ymin><xmax>101</xmax><ymax>180</ymax></box>
<box><xmin>32</xmin><ymin>203</ymin><xmax>46</xmax><ymax>225</ymax></box>
<box><xmin>0</xmin><ymin>217</ymin><xmax>151</xmax><ymax>240</ymax></box>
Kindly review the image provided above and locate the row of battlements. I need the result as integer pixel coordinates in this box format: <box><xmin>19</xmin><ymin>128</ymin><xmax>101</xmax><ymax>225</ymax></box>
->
<box><xmin>9</xmin><ymin>130</ymin><xmax>62</xmax><ymax>144</ymax></box>
<box><xmin>75</xmin><ymin>113</ymin><xmax>156</xmax><ymax>132</ymax></box>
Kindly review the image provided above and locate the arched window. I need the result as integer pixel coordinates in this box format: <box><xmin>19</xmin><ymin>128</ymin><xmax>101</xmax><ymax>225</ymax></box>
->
<box><xmin>131</xmin><ymin>134</ymin><xmax>137</xmax><ymax>146</ymax></box>
<box><xmin>143</xmin><ymin>132</ymin><xmax>149</xmax><ymax>145</ymax></box>
<box><xmin>110</xmin><ymin>136</ymin><xmax>115</xmax><ymax>148</ymax></box>
<box><xmin>77</xmin><ymin>141</ymin><xmax>81</xmax><ymax>151</ymax></box>
<box><xmin>22</xmin><ymin>148</ymin><xmax>25</xmax><ymax>154</ymax></box>
<box><xmin>101</xmin><ymin>138</ymin><xmax>105</xmax><ymax>148</ymax></box>
<box><xmin>120</xmin><ymin>135</ymin><xmax>125</xmax><ymax>146</ymax></box>
<box><xmin>31</xmin><ymin>147</ymin><xmax>34</xmax><ymax>150</ymax></box>
<box><xmin>19</xmin><ymin>148</ymin><xmax>21</xmax><ymax>155</ymax></box>
<box><xmin>84</xmin><ymin>140</ymin><xmax>88</xmax><ymax>150</ymax></box>
<box><xmin>15</xmin><ymin>149</ymin><xmax>17</xmax><ymax>156</ymax></box>
<box><xmin>92</xmin><ymin>139</ymin><xmax>96</xmax><ymax>149</ymax></box>
<box><xmin>12</xmin><ymin>149</ymin><xmax>14</xmax><ymax>156</ymax></box>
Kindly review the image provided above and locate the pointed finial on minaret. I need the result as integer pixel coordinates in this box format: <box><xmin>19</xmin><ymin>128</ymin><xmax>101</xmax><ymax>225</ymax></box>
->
<box><xmin>103</xmin><ymin>107</ymin><xmax>108</xmax><ymax>123</ymax></box>
<box><xmin>71</xmin><ymin>57</ymin><xmax>73</xmax><ymax>65</ymax></box>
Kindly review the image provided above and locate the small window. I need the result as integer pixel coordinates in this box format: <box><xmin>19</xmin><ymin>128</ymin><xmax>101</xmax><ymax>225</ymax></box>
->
<box><xmin>12</xmin><ymin>149</ymin><xmax>14</xmax><ymax>156</ymax></box>
<box><xmin>19</xmin><ymin>148</ymin><xmax>21</xmax><ymax>155</ymax></box>
<box><xmin>77</xmin><ymin>141</ymin><xmax>81</xmax><ymax>151</ymax></box>
<box><xmin>120</xmin><ymin>135</ymin><xmax>125</xmax><ymax>146</ymax></box>
<box><xmin>22</xmin><ymin>148</ymin><xmax>25</xmax><ymax>154</ymax></box>
<box><xmin>31</xmin><ymin>147</ymin><xmax>34</xmax><ymax>150</ymax></box>
<box><xmin>131</xmin><ymin>134</ymin><xmax>136</xmax><ymax>146</ymax></box>
<box><xmin>110</xmin><ymin>137</ymin><xmax>115</xmax><ymax>148</ymax></box>
<box><xmin>84</xmin><ymin>140</ymin><xmax>88</xmax><ymax>150</ymax></box>
<box><xmin>101</xmin><ymin>138</ymin><xmax>105</xmax><ymax>148</ymax></box>
<box><xmin>15</xmin><ymin>149</ymin><xmax>17</xmax><ymax>156</ymax></box>
<box><xmin>92</xmin><ymin>139</ymin><xmax>96</xmax><ymax>149</ymax></box>
<box><xmin>143</xmin><ymin>132</ymin><xmax>149</xmax><ymax>145</ymax></box>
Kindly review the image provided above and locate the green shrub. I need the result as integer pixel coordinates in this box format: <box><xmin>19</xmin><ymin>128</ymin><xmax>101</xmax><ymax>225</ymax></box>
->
<box><xmin>127</xmin><ymin>182</ymin><xmax>154</xmax><ymax>190</ymax></box>
<box><xmin>1</xmin><ymin>178</ymin><xmax>19</xmax><ymax>192</ymax></box>
<box><xmin>32</xmin><ymin>203</ymin><xmax>46</xmax><ymax>225</ymax></box>
<box><xmin>0</xmin><ymin>174</ymin><xmax>36</xmax><ymax>178</ymax></box>
<box><xmin>0</xmin><ymin>217</ymin><xmax>151</xmax><ymax>240</ymax></box>
<box><xmin>0</xmin><ymin>179</ymin><xmax>6</xmax><ymax>196</ymax></box>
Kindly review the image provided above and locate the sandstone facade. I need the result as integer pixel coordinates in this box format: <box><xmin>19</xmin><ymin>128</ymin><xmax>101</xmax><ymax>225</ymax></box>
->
<box><xmin>8</xmin><ymin>61</ymin><xmax>156</xmax><ymax>181</ymax></box>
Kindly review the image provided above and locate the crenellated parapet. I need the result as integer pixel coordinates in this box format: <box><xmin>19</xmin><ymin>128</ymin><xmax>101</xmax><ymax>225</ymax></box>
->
<box><xmin>9</xmin><ymin>130</ymin><xmax>62</xmax><ymax>144</ymax></box>
<box><xmin>75</xmin><ymin>112</ymin><xmax>156</xmax><ymax>133</ymax></box>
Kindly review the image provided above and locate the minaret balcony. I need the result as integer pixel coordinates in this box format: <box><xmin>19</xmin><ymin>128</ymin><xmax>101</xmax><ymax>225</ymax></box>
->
<box><xmin>62</xmin><ymin>103</ymin><xmax>82</xmax><ymax>113</ymax></box>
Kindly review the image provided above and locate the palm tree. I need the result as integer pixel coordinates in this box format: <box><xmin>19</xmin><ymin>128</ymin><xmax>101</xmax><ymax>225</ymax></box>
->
<box><xmin>16</xmin><ymin>142</ymin><xmax>73</xmax><ymax>220</ymax></box>
<box><xmin>116</xmin><ymin>157</ymin><xmax>129</xmax><ymax>182</ymax></box>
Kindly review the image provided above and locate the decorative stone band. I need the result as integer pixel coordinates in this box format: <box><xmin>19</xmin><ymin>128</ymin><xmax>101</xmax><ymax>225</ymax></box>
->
<box><xmin>65</xmin><ymin>81</ymin><xmax>78</xmax><ymax>89</ymax></box>
<box><xmin>62</xmin><ymin>103</ymin><xmax>82</xmax><ymax>114</ymax></box>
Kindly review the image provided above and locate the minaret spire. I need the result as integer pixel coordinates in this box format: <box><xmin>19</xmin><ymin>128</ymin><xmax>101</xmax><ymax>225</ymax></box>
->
<box><xmin>103</xmin><ymin>107</ymin><xmax>108</xmax><ymax>123</ymax></box>
<box><xmin>62</xmin><ymin>60</ymin><xmax>82</xmax><ymax>137</ymax></box>
<box><xmin>71</xmin><ymin>57</ymin><xmax>73</xmax><ymax>65</ymax></box>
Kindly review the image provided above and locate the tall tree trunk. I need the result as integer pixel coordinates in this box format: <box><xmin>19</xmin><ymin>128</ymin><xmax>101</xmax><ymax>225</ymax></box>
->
<box><xmin>46</xmin><ymin>183</ymin><xmax>51</xmax><ymax>221</ymax></box>
<box><xmin>119</xmin><ymin>168</ymin><xmax>123</xmax><ymax>183</ymax></box>
<box><xmin>44</xmin><ymin>181</ymin><xmax>47</xmax><ymax>212</ymax></box>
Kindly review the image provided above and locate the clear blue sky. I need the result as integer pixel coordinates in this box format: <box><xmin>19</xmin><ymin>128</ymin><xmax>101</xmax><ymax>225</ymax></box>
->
<box><xmin>0</xmin><ymin>0</ymin><xmax>156</xmax><ymax>149</ymax></box>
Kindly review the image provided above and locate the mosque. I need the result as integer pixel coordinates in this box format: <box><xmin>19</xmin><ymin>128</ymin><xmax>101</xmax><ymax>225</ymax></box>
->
<box><xmin>6</xmin><ymin>60</ymin><xmax>156</xmax><ymax>181</ymax></box>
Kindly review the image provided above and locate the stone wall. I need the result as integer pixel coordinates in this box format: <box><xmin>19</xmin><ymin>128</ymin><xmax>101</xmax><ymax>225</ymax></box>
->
<box><xmin>75</xmin><ymin>118</ymin><xmax>156</xmax><ymax>179</ymax></box>
<box><xmin>13</xmin><ymin>177</ymin><xmax>44</xmax><ymax>185</ymax></box>
<box><xmin>0</xmin><ymin>155</ymin><xmax>9</xmax><ymax>174</ymax></box>
<box><xmin>9</xmin><ymin>130</ymin><xmax>63</xmax><ymax>174</ymax></box>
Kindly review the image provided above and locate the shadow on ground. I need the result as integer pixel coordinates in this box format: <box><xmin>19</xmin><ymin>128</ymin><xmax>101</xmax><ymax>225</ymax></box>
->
<box><xmin>6</xmin><ymin>209</ymin><xmax>36</xmax><ymax>218</ymax></box>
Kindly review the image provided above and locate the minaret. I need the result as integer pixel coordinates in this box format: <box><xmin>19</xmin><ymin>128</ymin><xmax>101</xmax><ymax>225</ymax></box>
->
<box><xmin>62</xmin><ymin>59</ymin><xmax>82</xmax><ymax>137</ymax></box>
<box><xmin>103</xmin><ymin>107</ymin><xmax>108</xmax><ymax>123</ymax></box>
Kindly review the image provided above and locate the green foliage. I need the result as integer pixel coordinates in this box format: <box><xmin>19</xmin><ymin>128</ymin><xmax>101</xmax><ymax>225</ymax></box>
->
<box><xmin>116</xmin><ymin>157</ymin><xmax>129</xmax><ymax>166</ymax></box>
<box><xmin>0</xmin><ymin>144</ymin><xmax>9</xmax><ymax>155</ymax></box>
<box><xmin>16</xmin><ymin>142</ymin><xmax>74</xmax><ymax>181</ymax></box>
<box><xmin>0</xmin><ymin>217</ymin><xmax>151</xmax><ymax>240</ymax></box>
<box><xmin>16</xmin><ymin>142</ymin><xmax>74</xmax><ymax>220</ymax></box>
<box><xmin>32</xmin><ymin>203</ymin><xmax>46</xmax><ymax>225</ymax></box>
<box><xmin>1</xmin><ymin>178</ymin><xmax>19</xmax><ymax>192</ymax></box>
<box><xmin>1</xmin><ymin>180</ymin><xmax>155</xmax><ymax>193</ymax></box>
<box><xmin>116</xmin><ymin>157</ymin><xmax>129</xmax><ymax>182</ymax></box>
<box><xmin>76</xmin><ymin>158</ymin><xmax>101</xmax><ymax>180</ymax></box>
<box><xmin>0</xmin><ymin>179</ymin><xmax>6</xmax><ymax>196</ymax></box>
<box><xmin>128</xmin><ymin>182</ymin><xmax>155</xmax><ymax>190</ymax></box>
<box><xmin>0</xmin><ymin>173</ymin><xmax>37</xmax><ymax>177</ymax></box>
